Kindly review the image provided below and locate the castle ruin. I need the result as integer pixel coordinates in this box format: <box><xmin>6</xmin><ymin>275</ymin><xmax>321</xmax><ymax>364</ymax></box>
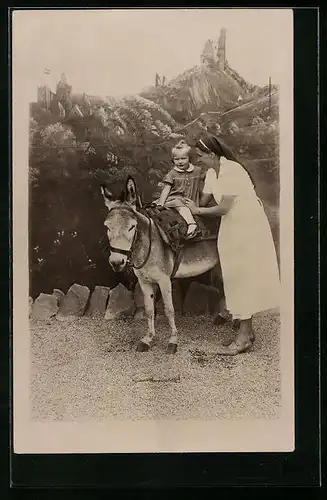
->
<box><xmin>36</xmin><ymin>73</ymin><xmax>93</xmax><ymax>120</ymax></box>
<box><xmin>201</xmin><ymin>28</ymin><xmax>226</xmax><ymax>70</ymax></box>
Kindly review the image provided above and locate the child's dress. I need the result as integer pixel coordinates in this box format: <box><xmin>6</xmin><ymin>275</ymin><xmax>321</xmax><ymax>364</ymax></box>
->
<box><xmin>162</xmin><ymin>164</ymin><xmax>204</xmax><ymax>208</ymax></box>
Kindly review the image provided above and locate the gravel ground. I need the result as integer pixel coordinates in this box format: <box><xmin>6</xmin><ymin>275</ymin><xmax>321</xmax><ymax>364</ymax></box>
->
<box><xmin>30</xmin><ymin>309</ymin><xmax>281</xmax><ymax>421</ymax></box>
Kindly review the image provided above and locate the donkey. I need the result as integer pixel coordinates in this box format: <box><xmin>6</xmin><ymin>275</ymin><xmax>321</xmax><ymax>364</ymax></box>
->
<box><xmin>101</xmin><ymin>176</ymin><xmax>219</xmax><ymax>354</ymax></box>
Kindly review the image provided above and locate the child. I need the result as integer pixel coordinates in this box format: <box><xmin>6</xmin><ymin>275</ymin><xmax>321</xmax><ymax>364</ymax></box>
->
<box><xmin>155</xmin><ymin>140</ymin><xmax>203</xmax><ymax>239</ymax></box>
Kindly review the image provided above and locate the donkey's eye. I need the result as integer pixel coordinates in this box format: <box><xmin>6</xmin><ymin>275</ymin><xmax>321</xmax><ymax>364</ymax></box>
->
<box><xmin>128</xmin><ymin>225</ymin><xmax>136</xmax><ymax>232</ymax></box>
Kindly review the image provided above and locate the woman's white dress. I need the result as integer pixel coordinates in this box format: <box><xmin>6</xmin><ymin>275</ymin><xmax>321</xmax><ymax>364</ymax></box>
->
<box><xmin>203</xmin><ymin>158</ymin><xmax>280</xmax><ymax>319</ymax></box>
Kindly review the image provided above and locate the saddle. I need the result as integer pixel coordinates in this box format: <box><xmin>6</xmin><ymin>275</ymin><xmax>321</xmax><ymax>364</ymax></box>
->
<box><xmin>143</xmin><ymin>204</ymin><xmax>220</xmax><ymax>278</ymax></box>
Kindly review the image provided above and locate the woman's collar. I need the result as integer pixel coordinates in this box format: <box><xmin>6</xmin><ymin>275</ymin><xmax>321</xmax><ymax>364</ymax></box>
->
<box><xmin>174</xmin><ymin>163</ymin><xmax>194</xmax><ymax>173</ymax></box>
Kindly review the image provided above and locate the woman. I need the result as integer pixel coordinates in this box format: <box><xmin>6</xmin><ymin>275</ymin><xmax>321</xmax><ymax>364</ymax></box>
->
<box><xmin>185</xmin><ymin>134</ymin><xmax>280</xmax><ymax>355</ymax></box>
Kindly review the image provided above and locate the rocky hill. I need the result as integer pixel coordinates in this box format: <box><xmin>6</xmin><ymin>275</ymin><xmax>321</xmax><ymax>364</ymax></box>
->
<box><xmin>140</xmin><ymin>64</ymin><xmax>249</xmax><ymax>124</ymax></box>
<box><xmin>140</xmin><ymin>31</ymin><xmax>263</xmax><ymax>124</ymax></box>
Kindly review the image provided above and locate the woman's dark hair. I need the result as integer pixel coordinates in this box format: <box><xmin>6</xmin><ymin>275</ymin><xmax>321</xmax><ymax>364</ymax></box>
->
<box><xmin>195</xmin><ymin>133</ymin><xmax>256</xmax><ymax>187</ymax></box>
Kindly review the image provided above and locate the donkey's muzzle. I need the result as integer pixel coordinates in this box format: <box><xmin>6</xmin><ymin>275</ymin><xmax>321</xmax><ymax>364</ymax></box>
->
<box><xmin>109</xmin><ymin>254</ymin><xmax>127</xmax><ymax>272</ymax></box>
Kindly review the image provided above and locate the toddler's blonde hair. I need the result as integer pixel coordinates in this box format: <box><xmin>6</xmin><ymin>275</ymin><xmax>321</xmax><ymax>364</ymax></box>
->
<box><xmin>171</xmin><ymin>139</ymin><xmax>191</xmax><ymax>158</ymax></box>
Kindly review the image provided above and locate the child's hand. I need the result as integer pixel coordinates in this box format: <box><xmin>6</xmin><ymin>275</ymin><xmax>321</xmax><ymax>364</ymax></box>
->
<box><xmin>149</xmin><ymin>201</ymin><xmax>164</xmax><ymax>209</ymax></box>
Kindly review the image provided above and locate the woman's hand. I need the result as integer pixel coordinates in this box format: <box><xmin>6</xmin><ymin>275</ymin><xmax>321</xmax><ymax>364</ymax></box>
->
<box><xmin>184</xmin><ymin>200</ymin><xmax>201</xmax><ymax>215</ymax></box>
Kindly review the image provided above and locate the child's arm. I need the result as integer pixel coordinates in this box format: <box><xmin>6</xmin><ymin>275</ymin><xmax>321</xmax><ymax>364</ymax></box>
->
<box><xmin>156</xmin><ymin>170</ymin><xmax>174</xmax><ymax>206</ymax></box>
<box><xmin>157</xmin><ymin>184</ymin><xmax>171</xmax><ymax>206</ymax></box>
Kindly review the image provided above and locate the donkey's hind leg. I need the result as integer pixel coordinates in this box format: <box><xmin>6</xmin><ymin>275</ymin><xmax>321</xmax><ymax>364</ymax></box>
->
<box><xmin>136</xmin><ymin>279</ymin><xmax>155</xmax><ymax>352</ymax></box>
<box><xmin>158</xmin><ymin>277</ymin><xmax>178</xmax><ymax>354</ymax></box>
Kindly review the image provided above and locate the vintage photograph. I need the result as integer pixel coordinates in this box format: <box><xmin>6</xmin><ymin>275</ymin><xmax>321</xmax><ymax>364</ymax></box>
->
<box><xmin>13</xmin><ymin>8</ymin><xmax>294</xmax><ymax>453</ymax></box>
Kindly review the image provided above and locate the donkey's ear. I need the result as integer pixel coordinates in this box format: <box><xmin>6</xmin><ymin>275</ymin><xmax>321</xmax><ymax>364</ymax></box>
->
<box><xmin>100</xmin><ymin>184</ymin><xmax>115</xmax><ymax>209</ymax></box>
<box><xmin>125</xmin><ymin>176</ymin><xmax>137</xmax><ymax>208</ymax></box>
<box><xmin>100</xmin><ymin>184</ymin><xmax>114</xmax><ymax>200</ymax></box>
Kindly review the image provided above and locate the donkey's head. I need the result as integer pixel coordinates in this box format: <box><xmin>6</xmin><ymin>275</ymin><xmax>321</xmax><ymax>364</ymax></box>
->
<box><xmin>101</xmin><ymin>176</ymin><xmax>139</xmax><ymax>272</ymax></box>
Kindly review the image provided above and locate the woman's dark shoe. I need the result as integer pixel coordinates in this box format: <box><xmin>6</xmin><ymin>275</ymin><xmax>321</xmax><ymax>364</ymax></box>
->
<box><xmin>216</xmin><ymin>337</ymin><xmax>254</xmax><ymax>356</ymax></box>
<box><xmin>232</xmin><ymin>319</ymin><xmax>241</xmax><ymax>330</ymax></box>
<box><xmin>213</xmin><ymin>313</ymin><xmax>228</xmax><ymax>326</ymax></box>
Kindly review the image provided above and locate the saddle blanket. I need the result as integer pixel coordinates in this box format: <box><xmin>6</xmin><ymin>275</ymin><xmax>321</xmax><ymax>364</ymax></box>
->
<box><xmin>144</xmin><ymin>205</ymin><xmax>220</xmax><ymax>252</ymax></box>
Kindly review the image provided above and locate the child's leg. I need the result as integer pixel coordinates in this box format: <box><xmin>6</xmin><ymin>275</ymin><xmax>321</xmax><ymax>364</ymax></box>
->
<box><xmin>176</xmin><ymin>207</ymin><xmax>197</xmax><ymax>236</ymax></box>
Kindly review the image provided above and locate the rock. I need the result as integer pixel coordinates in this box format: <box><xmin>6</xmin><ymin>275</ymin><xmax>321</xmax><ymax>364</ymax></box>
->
<box><xmin>56</xmin><ymin>283</ymin><xmax>90</xmax><ymax>321</ymax></box>
<box><xmin>86</xmin><ymin>286</ymin><xmax>110</xmax><ymax>317</ymax></box>
<box><xmin>53</xmin><ymin>289</ymin><xmax>65</xmax><ymax>306</ymax></box>
<box><xmin>32</xmin><ymin>293</ymin><xmax>59</xmax><ymax>319</ymax></box>
<box><xmin>105</xmin><ymin>283</ymin><xmax>135</xmax><ymax>320</ymax></box>
<box><xmin>29</xmin><ymin>297</ymin><xmax>33</xmax><ymax>318</ymax></box>
<box><xmin>183</xmin><ymin>282</ymin><xmax>210</xmax><ymax>316</ymax></box>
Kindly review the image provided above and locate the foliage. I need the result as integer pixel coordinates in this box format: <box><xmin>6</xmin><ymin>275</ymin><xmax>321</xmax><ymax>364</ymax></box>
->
<box><xmin>29</xmin><ymin>95</ymin><xmax>178</xmax><ymax>297</ymax></box>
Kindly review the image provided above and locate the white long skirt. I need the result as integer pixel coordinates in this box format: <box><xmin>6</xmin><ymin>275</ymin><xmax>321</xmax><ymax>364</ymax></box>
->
<box><xmin>218</xmin><ymin>197</ymin><xmax>280</xmax><ymax>319</ymax></box>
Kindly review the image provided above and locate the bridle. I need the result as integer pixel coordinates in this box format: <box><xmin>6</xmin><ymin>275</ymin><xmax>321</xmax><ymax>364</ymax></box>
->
<box><xmin>106</xmin><ymin>205</ymin><xmax>152</xmax><ymax>270</ymax></box>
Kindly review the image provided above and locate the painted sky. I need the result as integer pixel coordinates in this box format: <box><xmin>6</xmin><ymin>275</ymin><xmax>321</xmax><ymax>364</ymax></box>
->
<box><xmin>13</xmin><ymin>9</ymin><xmax>292</xmax><ymax>102</ymax></box>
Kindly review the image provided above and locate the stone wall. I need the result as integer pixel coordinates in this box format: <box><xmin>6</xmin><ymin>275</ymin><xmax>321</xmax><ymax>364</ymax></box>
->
<box><xmin>30</xmin><ymin>280</ymin><xmax>225</xmax><ymax>322</ymax></box>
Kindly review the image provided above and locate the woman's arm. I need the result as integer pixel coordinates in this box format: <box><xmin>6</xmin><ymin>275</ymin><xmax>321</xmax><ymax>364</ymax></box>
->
<box><xmin>157</xmin><ymin>184</ymin><xmax>172</xmax><ymax>206</ymax></box>
<box><xmin>199</xmin><ymin>195</ymin><xmax>236</xmax><ymax>216</ymax></box>
<box><xmin>185</xmin><ymin>195</ymin><xmax>236</xmax><ymax>216</ymax></box>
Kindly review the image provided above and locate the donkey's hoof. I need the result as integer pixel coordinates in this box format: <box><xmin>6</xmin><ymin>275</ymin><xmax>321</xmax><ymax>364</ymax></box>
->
<box><xmin>136</xmin><ymin>341</ymin><xmax>150</xmax><ymax>352</ymax></box>
<box><xmin>167</xmin><ymin>343</ymin><xmax>178</xmax><ymax>354</ymax></box>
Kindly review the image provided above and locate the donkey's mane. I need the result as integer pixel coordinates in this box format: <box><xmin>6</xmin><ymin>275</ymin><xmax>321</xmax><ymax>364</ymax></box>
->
<box><xmin>106</xmin><ymin>203</ymin><xmax>148</xmax><ymax>223</ymax></box>
<box><xmin>114</xmin><ymin>203</ymin><xmax>136</xmax><ymax>212</ymax></box>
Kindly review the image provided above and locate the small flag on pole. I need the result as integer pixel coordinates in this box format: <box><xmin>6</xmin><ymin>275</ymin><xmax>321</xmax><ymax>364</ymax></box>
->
<box><xmin>42</xmin><ymin>69</ymin><xmax>51</xmax><ymax>109</ymax></box>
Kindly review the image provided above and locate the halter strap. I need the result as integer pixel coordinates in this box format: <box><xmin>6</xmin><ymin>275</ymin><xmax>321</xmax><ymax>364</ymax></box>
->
<box><xmin>109</xmin><ymin>245</ymin><xmax>132</xmax><ymax>257</ymax></box>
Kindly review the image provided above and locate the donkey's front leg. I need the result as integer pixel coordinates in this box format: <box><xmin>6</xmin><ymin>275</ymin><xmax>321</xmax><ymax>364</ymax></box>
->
<box><xmin>158</xmin><ymin>278</ymin><xmax>178</xmax><ymax>354</ymax></box>
<box><xmin>136</xmin><ymin>280</ymin><xmax>155</xmax><ymax>352</ymax></box>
